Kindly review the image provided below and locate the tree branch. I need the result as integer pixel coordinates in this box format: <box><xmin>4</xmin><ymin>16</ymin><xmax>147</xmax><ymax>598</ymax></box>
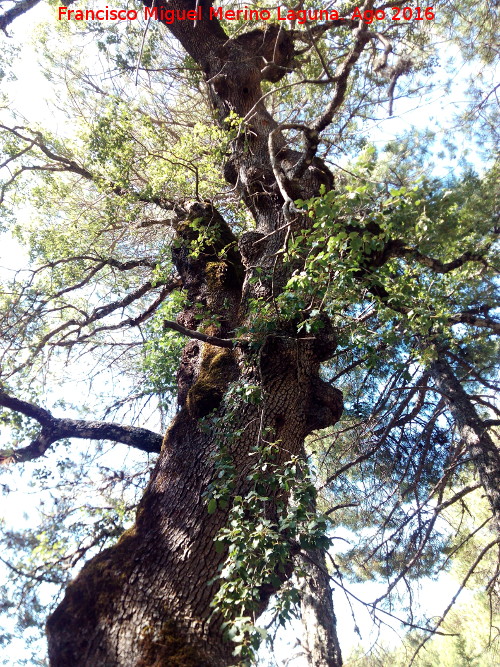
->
<box><xmin>6</xmin><ymin>276</ymin><xmax>181</xmax><ymax>376</ymax></box>
<box><xmin>393</xmin><ymin>245</ymin><xmax>493</xmax><ymax>273</ymax></box>
<box><xmin>0</xmin><ymin>0</ymin><xmax>48</xmax><ymax>34</ymax></box>
<box><xmin>0</xmin><ymin>124</ymin><xmax>92</xmax><ymax>178</ymax></box>
<box><xmin>52</xmin><ymin>283</ymin><xmax>180</xmax><ymax>347</ymax></box>
<box><xmin>0</xmin><ymin>389</ymin><xmax>163</xmax><ymax>463</ymax></box>
<box><xmin>430</xmin><ymin>354</ymin><xmax>500</xmax><ymax>532</ymax></box>
<box><xmin>290</xmin><ymin>19</ymin><xmax>372</xmax><ymax>179</ymax></box>
<box><xmin>0</xmin><ymin>123</ymin><xmax>178</xmax><ymax>210</ymax></box>
<box><xmin>162</xmin><ymin>319</ymin><xmax>236</xmax><ymax>348</ymax></box>
<box><xmin>449</xmin><ymin>310</ymin><xmax>500</xmax><ymax>334</ymax></box>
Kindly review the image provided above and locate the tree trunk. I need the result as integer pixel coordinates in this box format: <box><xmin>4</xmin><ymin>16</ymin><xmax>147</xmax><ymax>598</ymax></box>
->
<box><xmin>430</xmin><ymin>355</ymin><xmax>500</xmax><ymax>534</ymax></box>
<box><xmin>46</xmin><ymin>204</ymin><xmax>342</xmax><ymax>666</ymax></box>
<box><xmin>298</xmin><ymin>549</ymin><xmax>343</xmax><ymax>667</ymax></box>
<box><xmin>46</xmin><ymin>6</ymin><xmax>348</xmax><ymax>664</ymax></box>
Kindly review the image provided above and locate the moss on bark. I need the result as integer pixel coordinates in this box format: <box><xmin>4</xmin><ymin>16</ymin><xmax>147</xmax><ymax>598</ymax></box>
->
<box><xmin>186</xmin><ymin>347</ymin><xmax>235</xmax><ymax>419</ymax></box>
<box><xmin>137</xmin><ymin>621</ymin><xmax>203</xmax><ymax>667</ymax></box>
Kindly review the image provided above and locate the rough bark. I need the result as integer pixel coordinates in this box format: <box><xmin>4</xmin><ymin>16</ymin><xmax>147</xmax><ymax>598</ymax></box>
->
<box><xmin>430</xmin><ymin>355</ymin><xmax>500</xmax><ymax>534</ymax></box>
<box><xmin>292</xmin><ymin>470</ymin><xmax>343</xmax><ymax>666</ymax></box>
<box><xmin>47</xmin><ymin>203</ymin><xmax>342</xmax><ymax>665</ymax></box>
<box><xmin>45</xmin><ymin>6</ymin><xmax>359</xmax><ymax>665</ymax></box>
<box><xmin>298</xmin><ymin>549</ymin><xmax>343</xmax><ymax>667</ymax></box>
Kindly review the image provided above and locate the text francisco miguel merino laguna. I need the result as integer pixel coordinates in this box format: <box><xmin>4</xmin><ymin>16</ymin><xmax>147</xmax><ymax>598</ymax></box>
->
<box><xmin>58</xmin><ymin>5</ymin><xmax>345</xmax><ymax>23</ymax></box>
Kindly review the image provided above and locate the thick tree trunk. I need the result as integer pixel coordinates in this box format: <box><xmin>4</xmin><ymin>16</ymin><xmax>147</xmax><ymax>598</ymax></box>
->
<box><xmin>430</xmin><ymin>355</ymin><xmax>500</xmax><ymax>534</ymax></box>
<box><xmin>46</xmin><ymin>6</ymin><xmax>349</xmax><ymax>664</ymax></box>
<box><xmin>46</xmin><ymin>205</ymin><xmax>342</xmax><ymax>665</ymax></box>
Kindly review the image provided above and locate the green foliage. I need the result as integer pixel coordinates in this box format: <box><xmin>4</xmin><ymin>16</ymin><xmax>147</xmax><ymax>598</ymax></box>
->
<box><xmin>142</xmin><ymin>292</ymin><xmax>186</xmax><ymax>406</ymax></box>
<box><xmin>284</xmin><ymin>153</ymin><xmax>498</xmax><ymax>374</ymax></box>
<box><xmin>204</xmin><ymin>380</ymin><xmax>331</xmax><ymax>662</ymax></box>
<box><xmin>210</xmin><ymin>445</ymin><xmax>330</xmax><ymax>662</ymax></box>
<box><xmin>403</xmin><ymin>595</ymin><xmax>500</xmax><ymax>667</ymax></box>
<box><xmin>78</xmin><ymin>94</ymin><xmax>229</xmax><ymax>201</ymax></box>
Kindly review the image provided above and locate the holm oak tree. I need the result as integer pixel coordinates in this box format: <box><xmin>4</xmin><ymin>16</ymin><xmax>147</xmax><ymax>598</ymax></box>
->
<box><xmin>0</xmin><ymin>1</ymin><xmax>498</xmax><ymax>665</ymax></box>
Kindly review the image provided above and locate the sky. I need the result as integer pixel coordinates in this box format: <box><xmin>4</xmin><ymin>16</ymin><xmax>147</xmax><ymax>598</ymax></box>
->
<box><xmin>0</xmin><ymin>3</ymin><xmax>496</xmax><ymax>665</ymax></box>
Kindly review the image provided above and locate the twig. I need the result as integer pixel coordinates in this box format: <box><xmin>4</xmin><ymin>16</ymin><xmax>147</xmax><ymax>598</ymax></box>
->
<box><xmin>135</xmin><ymin>17</ymin><xmax>152</xmax><ymax>86</ymax></box>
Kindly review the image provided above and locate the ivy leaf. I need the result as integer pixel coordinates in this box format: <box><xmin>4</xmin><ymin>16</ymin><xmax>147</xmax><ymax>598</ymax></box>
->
<box><xmin>207</xmin><ymin>498</ymin><xmax>217</xmax><ymax>514</ymax></box>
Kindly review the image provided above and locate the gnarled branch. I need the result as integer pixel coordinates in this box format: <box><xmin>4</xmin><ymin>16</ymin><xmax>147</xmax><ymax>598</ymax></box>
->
<box><xmin>0</xmin><ymin>389</ymin><xmax>163</xmax><ymax>463</ymax></box>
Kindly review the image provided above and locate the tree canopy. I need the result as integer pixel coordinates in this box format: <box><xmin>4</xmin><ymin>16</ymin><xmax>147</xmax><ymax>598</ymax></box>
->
<box><xmin>0</xmin><ymin>1</ymin><xmax>498</xmax><ymax>665</ymax></box>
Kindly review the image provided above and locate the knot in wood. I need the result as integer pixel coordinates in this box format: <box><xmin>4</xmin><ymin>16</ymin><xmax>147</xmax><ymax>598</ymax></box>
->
<box><xmin>306</xmin><ymin>378</ymin><xmax>343</xmax><ymax>434</ymax></box>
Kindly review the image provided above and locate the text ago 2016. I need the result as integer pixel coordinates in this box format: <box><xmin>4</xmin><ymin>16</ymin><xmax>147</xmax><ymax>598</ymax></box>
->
<box><xmin>352</xmin><ymin>7</ymin><xmax>435</xmax><ymax>23</ymax></box>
